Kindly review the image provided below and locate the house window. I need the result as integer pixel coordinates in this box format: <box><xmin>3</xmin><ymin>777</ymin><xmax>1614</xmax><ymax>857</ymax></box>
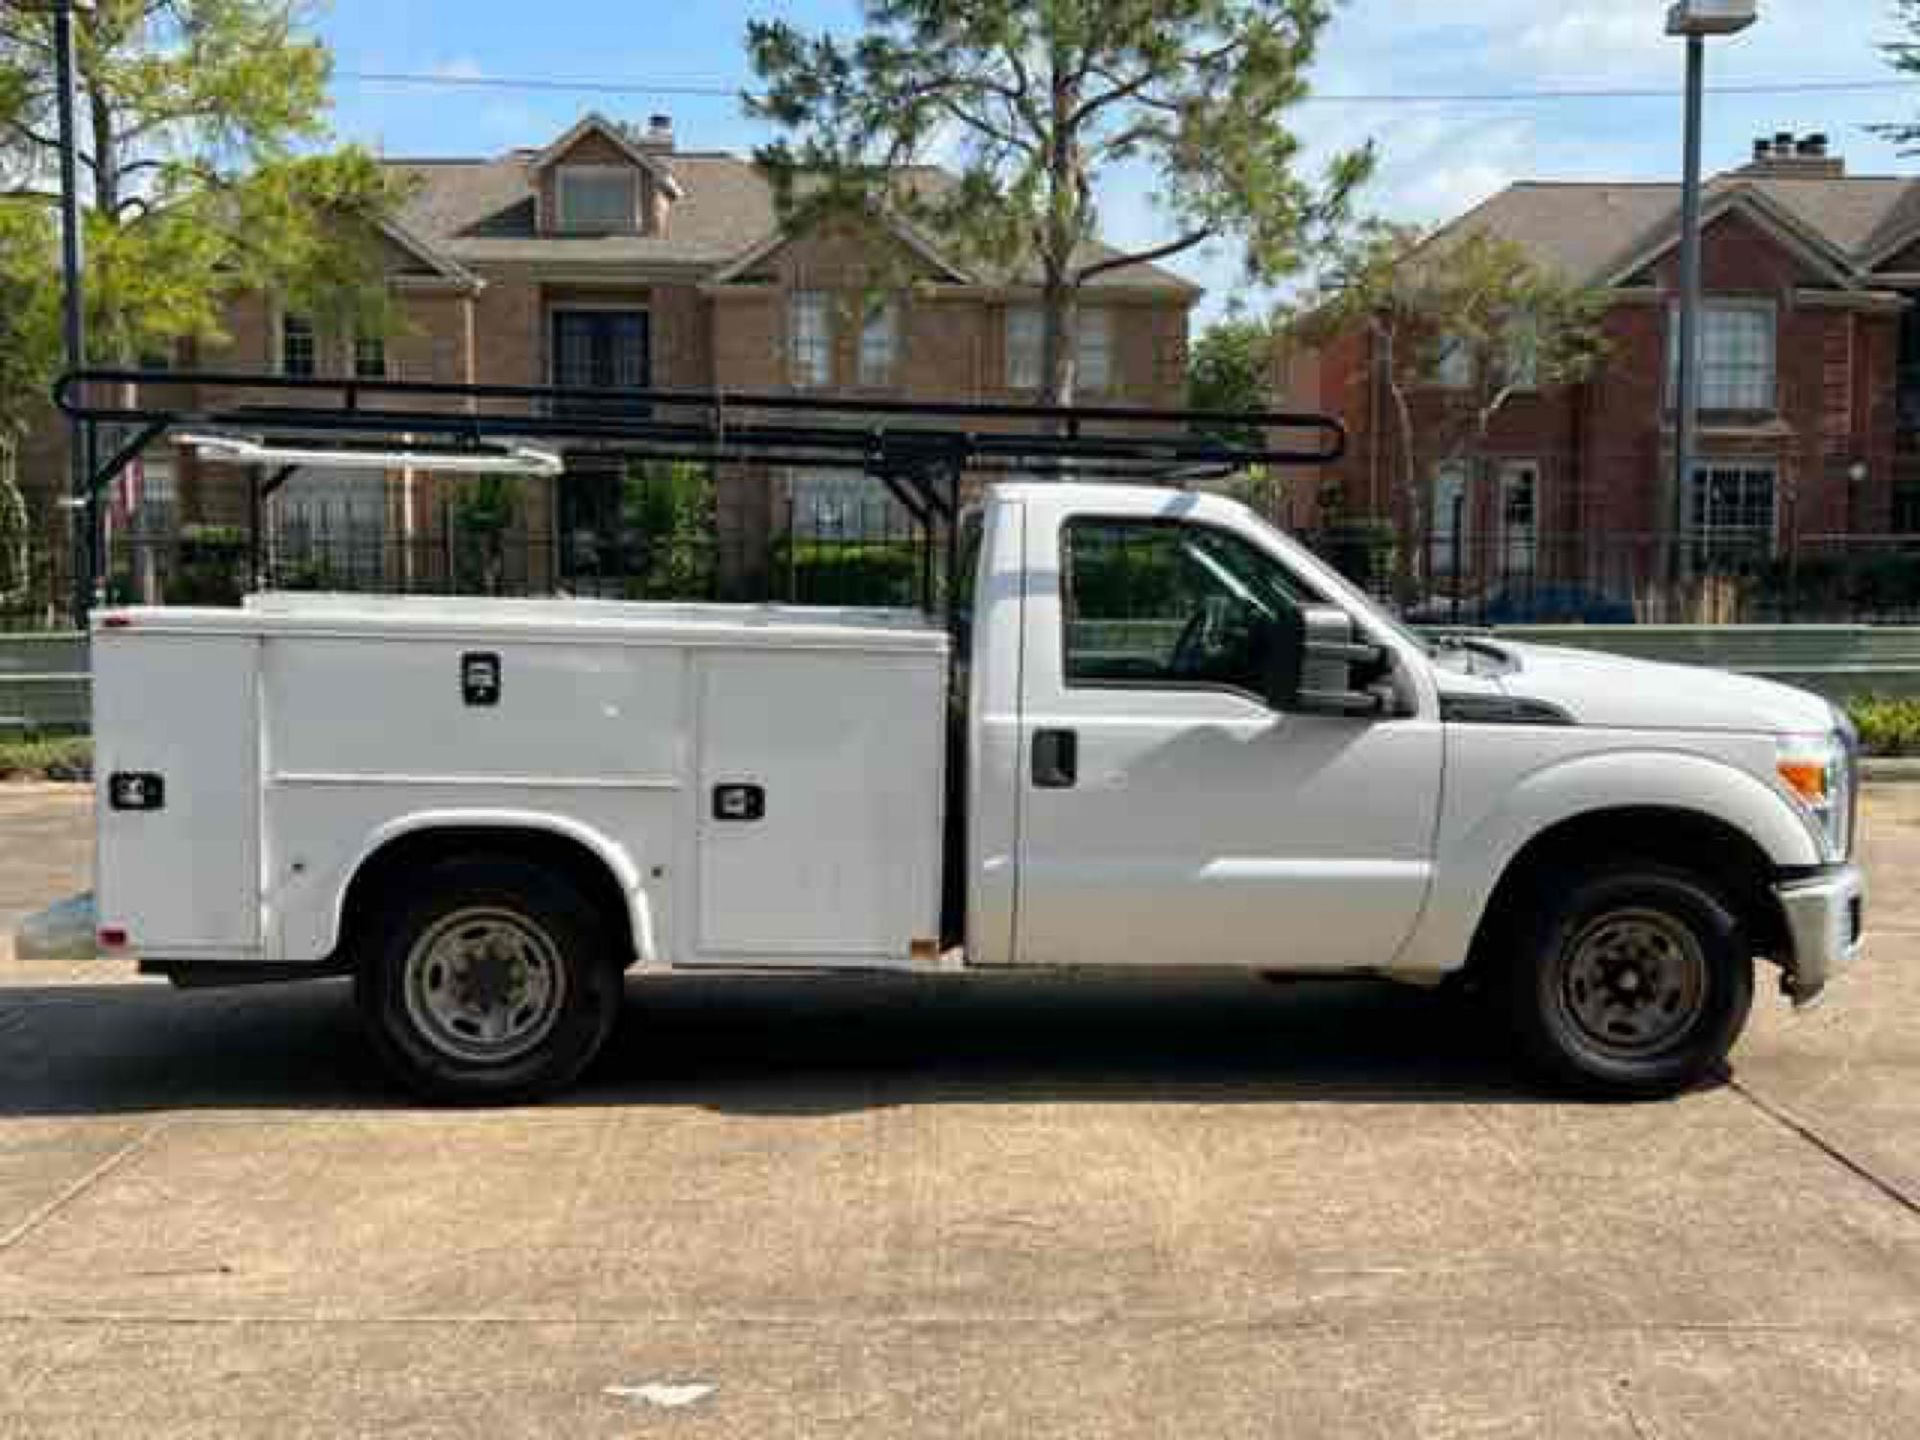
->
<box><xmin>555</xmin><ymin>166</ymin><xmax>637</xmax><ymax>233</ymax></box>
<box><xmin>1670</xmin><ymin>304</ymin><xmax>1776</xmax><ymax>412</ymax></box>
<box><xmin>134</xmin><ymin>457</ymin><xmax>176</xmax><ymax>540</ymax></box>
<box><xmin>1690</xmin><ymin>464</ymin><xmax>1777</xmax><ymax>566</ymax></box>
<box><xmin>1006</xmin><ymin>305</ymin><xmax>1044</xmax><ymax>389</ymax></box>
<box><xmin>1429</xmin><ymin>461</ymin><xmax>1471</xmax><ymax>578</ymax></box>
<box><xmin>1007</xmin><ymin>305</ymin><xmax>1113</xmax><ymax>392</ymax></box>
<box><xmin>788</xmin><ymin>470</ymin><xmax>914</xmax><ymax>540</ymax></box>
<box><xmin>1077</xmin><ymin>307</ymin><xmax>1114</xmax><ymax>392</ymax></box>
<box><xmin>1434</xmin><ymin>335</ymin><xmax>1474</xmax><ymax>390</ymax></box>
<box><xmin>281</xmin><ymin>313</ymin><xmax>316</xmax><ymax>378</ymax></box>
<box><xmin>859</xmin><ymin>298</ymin><xmax>898</xmax><ymax>387</ymax></box>
<box><xmin>551</xmin><ymin>310</ymin><xmax>650</xmax><ymax>415</ymax></box>
<box><xmin>1498</xmin><ymin>461</ymin><xmax>1540</xmax><ymax>578</ymax></box>
<box><xmin>271</xmin><ymin>467</ymin><xmax>390</xmax><ymax>589</ymax></box>
<box><xmin>353</xmin><ymin>333</ymin><xmax>387</xmax><ymax>379</ymax></box>
<box><xmin>790</xmin><ymin>291</ymin><xmax>832</xmax><ymax>389</ymax></box>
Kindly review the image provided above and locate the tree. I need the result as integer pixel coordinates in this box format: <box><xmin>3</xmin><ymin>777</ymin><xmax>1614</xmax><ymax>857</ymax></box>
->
<box><xmin>0</xmin><ymin>1</ymin><xmax>406</xmax><ymax>374</ymax></box>
<box><xmin>747</xmin><ymin>0</ymin><xmax>1372</xmax><ymax>406</ymax></box>
<box><xmin>1290</xmin><ymin>221</ymin><xmax>1607</xmax><ymax>586</ymax></box>
<box><xmin>1188</xmin><ymin>315</ymin><xmax>1276</xmax><ymax>442</ymax></box>
<box><xmin>1188</xmin><ymin>314</ymin><xmax>1284</xmax><ymax>516</ymax></box>
<box><xmin>0</xmin><ymin>202</ymin><xmax>58</xmax><ymax>608</ymax></box>
<box><xmin>1878</xmin><ymin>1</ymin><xmax>1920</xmax><ymax>149</ymax></box>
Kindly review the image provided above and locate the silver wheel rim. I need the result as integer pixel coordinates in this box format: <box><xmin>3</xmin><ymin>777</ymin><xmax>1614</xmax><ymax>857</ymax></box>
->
<box><xmin>402</xmin><ymin>908</ymin><xmax>567</xmax><ymax>1065</ymax></box>
<box><xmin>1557</xmin><ymin>907</ymin><xmax>1709</xmax><ymax>1060</ymax></box>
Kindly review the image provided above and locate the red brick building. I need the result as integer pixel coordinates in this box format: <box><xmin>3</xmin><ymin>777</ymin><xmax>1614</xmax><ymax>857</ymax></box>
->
<box><xmin>14</xmin><ymin>112</ymin><xmax>1196</xmax><ymax>609</ymax></box>
<box><xmin>1279</xmin><ymin>135</ymin><xmax>1920</xmax><ymax>611</ymax></box>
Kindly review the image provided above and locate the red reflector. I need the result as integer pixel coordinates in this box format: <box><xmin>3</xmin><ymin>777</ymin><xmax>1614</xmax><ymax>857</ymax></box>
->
<box><xmin>97</xmin><ymin>927</ymin><xmax>129</xmax><ymax>949</ymax></box>
<box><xmin>101</xmin><ymin>615</ymin><xmax>133</xmax><ymax>630</ymax></box>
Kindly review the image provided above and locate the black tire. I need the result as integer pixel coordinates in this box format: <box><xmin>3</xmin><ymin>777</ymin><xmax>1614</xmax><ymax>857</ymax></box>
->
<box><xmin>354</xmin><ymin>855</ymin><xmax>622</xmax><ymax>1104</ymax></box>
<box><xmin>1501</xmin><ymin>862</ymin><xmax>1755</xmax><ymax>1099</ymax></box>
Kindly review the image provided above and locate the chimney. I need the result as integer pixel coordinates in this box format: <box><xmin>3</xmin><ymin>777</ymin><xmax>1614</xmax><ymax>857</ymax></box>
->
<box><xmin>1743</xmin><ymin>131</ymin><xmax>1845</xmax><ymax>178</ymax></box>
<box><xmin>638</xmin><ymin>113</ymin><xmax>675</xmax><ymax>152</ymax></box>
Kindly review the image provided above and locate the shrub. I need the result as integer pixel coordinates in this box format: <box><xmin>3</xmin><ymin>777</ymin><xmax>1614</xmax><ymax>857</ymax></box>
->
<box><xmin>1847</xmin><ymin>696</ymin><xmax>1920</xmax><ymax>758</ymax></box>
<box><xmin>769</xmin><ymin>538</ymin><xmax>923</xmax><ymax>608</ymax></box>
<box><xmin>0</xmin><ymin>734</ymin><xmax>92</xmax><ymax>782</ymax></box>
<box><xmin>170</xmin><ymin>525</ymin><xmax>249</xmax><ymax>607</ymax></box>
<box><xmin>1317</xmin><ymin>520</ymin><xmax>1398</xmax><ymax>594</ymax></box>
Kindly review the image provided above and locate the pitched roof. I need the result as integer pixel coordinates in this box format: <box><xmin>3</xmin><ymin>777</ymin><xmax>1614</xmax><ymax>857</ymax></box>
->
<box><xmin>386</xmin><ymin>145</ymin><xmax>1199</xmax><ymax>293</ymax></box>
<box><xmin>1432</xmin><ymin>171</ymin><xmax>1920</xmax><ymax>288</ymax></box>
<box><xmin>529</xmin><ymin>113</ymin><xmax>684</xmax><ymax>199</ymax></box>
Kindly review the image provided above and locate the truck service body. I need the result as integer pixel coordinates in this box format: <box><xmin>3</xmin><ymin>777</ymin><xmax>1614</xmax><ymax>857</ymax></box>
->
<box><xmin>77</xmin><ymin>482</ymin><xmax>1865</xmax><ymax>1101</ymax></box>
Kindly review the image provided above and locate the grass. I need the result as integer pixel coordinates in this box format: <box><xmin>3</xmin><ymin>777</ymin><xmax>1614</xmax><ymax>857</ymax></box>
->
<box><xmin>0</xmin><ymin>735</ymin><xmax>92</xmax><ymax>782</ymax></box>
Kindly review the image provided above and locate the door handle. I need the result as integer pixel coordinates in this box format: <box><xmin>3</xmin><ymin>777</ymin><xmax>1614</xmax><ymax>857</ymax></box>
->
<box><xmin>1032</xmin><ymin>729</ymin><xmax>1078</xmax><ymax>789</ymax></box>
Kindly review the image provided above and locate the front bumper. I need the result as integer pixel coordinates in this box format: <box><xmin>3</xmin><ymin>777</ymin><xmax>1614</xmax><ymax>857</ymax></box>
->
<box><xmin>1776</xmin><ymin>864</ymin><xmax>1866</xmax><ymax>1007</ymax></box>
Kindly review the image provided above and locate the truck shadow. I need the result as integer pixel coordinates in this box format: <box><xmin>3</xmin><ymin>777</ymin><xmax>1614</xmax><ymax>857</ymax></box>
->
<box><xmin>0</xmin><ymin>972</ymin><xmax>1583</xmax><ymax>1117</ymax></box>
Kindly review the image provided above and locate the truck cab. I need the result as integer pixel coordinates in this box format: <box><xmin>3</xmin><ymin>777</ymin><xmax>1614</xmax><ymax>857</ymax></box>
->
<box><xmin>70</xmin><ymin>481</ymin><xmax>1865</xmax><ymax>1104</ymax></box>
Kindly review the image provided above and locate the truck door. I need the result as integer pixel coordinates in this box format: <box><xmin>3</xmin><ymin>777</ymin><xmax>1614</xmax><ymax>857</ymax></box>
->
<box><xmin>1012</xmin><ymin>506</ymin><xmax>1442</xmax><ymax>973</ymax></box>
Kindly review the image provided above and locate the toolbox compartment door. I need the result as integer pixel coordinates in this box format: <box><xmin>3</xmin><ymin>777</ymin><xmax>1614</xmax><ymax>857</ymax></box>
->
<box><xmin>95</xmin><ymin>632</ymin><xmax>261</xmax><ymax>956</ymax></box>
<box><xmin>693</xmin><ymin>648</ymin><xmax>944</xmax><ymax>964</ymax></box>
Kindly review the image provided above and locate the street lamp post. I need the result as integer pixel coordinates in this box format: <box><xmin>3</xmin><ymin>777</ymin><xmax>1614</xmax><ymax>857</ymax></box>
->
<box><xmin>37</xmin><ymin>0</ymin><xmax>96</xmax><ymax>627</ymax></box>
<box><xmin>1667</xmin><ymin>1</ymin><xmax>1757</xmax><ymax>598</ymax></box>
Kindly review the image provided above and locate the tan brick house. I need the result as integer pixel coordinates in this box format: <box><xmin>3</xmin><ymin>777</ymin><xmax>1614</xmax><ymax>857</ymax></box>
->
<box><xmin>1279</xmin><ymin>134</ymin><xmax>1920</xmax><ymax>614</ymax></box>
<box><xmin>23</xmin><ymin>112</ymin><xmax>1198</xmax><ymax>604</ymax></box>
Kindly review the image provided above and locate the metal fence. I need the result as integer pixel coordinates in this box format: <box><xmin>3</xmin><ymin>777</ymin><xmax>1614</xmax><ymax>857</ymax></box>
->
<box><xmin>1296</xmin><ymin>525</ymin><xmax>1920</xmax><ymax>627</ymax></box>
<box><xmin>10</xmin><ymin>470</ymin><xmax>1920</xmax><ymax>629</ymax></box>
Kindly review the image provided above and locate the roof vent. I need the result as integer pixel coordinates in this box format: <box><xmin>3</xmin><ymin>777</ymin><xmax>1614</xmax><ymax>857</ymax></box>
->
<box><xmin>1743</xmin><ymin>131</ymin><xmax>1844</xmax><ymax>178</ymax></box>
<box><xmin>638</xmin><ymin>113</ymin><xmax>675</xmax><ymax>152</ymax></box>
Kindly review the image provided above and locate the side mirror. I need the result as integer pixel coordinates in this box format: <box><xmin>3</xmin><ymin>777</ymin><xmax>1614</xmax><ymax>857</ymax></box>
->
<box><xmin>1264</xmin><ymin>605</ymin><xmax>1390</xmax><ymax>717</ymax></box>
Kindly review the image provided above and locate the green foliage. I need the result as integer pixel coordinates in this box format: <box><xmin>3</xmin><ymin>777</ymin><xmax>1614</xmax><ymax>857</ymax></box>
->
<box><xmin>747</xmin><ymin>0</ymin><xmax>1372</xmax><ymax>404</ymax></box>
<box><xmin>1848</xmin><ymin>696</ymin><xmax>1920</xmax><ymax>758</ymax></box>
<box><xmin>0</xmin><ymin>734</ymin><xmax>92</xmax><ymax>782</ymax></box>
<box><xmin>1317</xmin><ymin>519</ymin><xmax>1398</xmax><ymax>591</ymax></box>
<box><xmin>1877</xmin><ymin>1</ymin><xmax>1920</xmax><ymax>151</ymax></box>
<box><xmin>770</xmin><ymin>538</ymin><xmax>923</xmax><ymax>608</ymax></box>
<box><xmin>450</xmin><ymin>474</ymin><xmax>522</xmax><ymax>596</ymax></box>
<box><xmin>0</xmin><ymin>204</ymin><xmax>60</xmax><ymax>439</ymax></box>
<box><xmin>0</xmin><ymin>1</ymin><xmax>408</xmax><ymax>384</ymax></box>
<box><xmin>170</xmin><ymin>523</ymin><xmax>248</xmax><ymax>606</ymax></box>
<box><xmin>622</xmin><ymin>461</ymin><xmax>718</xmax><ymax>600</ymax></box>
<box><xmin>1189</xmin><ymin>317</ymin><xmax>1277</xmax><ymax>445</ymax></box>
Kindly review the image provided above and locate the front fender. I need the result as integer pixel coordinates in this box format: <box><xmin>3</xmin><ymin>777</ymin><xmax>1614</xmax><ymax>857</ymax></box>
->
<box><xmin>1395</xmin><ymin>747</ymin><xmax>1819</xmax><ymax>976</ymax></box>
<box><xmin>299</xmin><ymin>809</ymin><xmax>657</xmax><ymax>967</ymax></box>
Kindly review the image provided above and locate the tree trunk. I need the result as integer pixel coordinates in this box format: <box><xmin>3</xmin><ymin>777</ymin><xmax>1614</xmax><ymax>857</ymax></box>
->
<box><xmin>1040</xmin><ymin>271</ymin><xmax>1078</xmax><ymax>414</ymax></box>
<box><xmin>1381</xmin><ymin>329</ymin><xmax>1421</xmax><ymax>596</ymax></box>
<box><xmin>1038</xmin><ymin>40</ymin><xmax>1081</xmax><ymax>416</ymax></box>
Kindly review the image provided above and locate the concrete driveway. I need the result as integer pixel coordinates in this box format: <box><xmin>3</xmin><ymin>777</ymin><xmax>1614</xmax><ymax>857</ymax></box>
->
<box><xmin>1</xmin><ymin>783</ymin><xmax>1917</xmax><ymax>1437</ymax></box>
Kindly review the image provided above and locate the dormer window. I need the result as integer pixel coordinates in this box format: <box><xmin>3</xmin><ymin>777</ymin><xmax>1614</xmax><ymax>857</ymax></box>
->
<box><xmin>556</xmin><ymin>166</ymin><xmax>638</xmax><ymax>234</ymax></box>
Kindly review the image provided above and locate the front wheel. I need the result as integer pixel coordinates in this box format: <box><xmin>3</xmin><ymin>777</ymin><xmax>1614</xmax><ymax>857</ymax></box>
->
<box><xmin>1503</xmin><ymin>863</ymin><xmax>1755</xmax><ymax>1099</ymax></box>
<box><xmin>355</xmin><ymin>856</ymin><xmax>622</xmax><ymax>1103</ymax></box>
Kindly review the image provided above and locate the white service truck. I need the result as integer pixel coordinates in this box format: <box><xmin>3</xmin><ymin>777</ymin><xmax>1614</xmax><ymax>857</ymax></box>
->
<box><xmin>73</xmin><ymin>482</ymin><xmax>1864</xmax><ymax>1102</ymax></box>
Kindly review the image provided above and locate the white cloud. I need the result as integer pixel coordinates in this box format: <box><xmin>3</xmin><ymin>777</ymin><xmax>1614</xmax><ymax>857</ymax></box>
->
<box><xmin>429</xmin><ymin>57</ymin><xmax>489</xmax><ymax>82</ymax></box>
<box><xmin>1509</xmin><ymin>9</ymin><xmax>1671</xmax><ymax>81</ymax></box>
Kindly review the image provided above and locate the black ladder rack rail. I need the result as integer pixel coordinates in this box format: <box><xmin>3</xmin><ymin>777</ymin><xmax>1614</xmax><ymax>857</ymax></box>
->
<box><xmin>55</xmin><ymin>368</ymin><xmax>1349</xmax><ymax>615</ymax></box>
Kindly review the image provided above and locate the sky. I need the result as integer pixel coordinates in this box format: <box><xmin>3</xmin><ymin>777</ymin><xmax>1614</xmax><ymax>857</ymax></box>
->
<box><xmin>312</xmin><ymin>0</ymin><xmax>1917</xmax><ymax>325</ymax></box>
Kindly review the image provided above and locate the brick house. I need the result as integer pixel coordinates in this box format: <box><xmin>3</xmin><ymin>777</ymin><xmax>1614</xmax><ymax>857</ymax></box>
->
<box><xmin>16</xmin><ymin>112</ymin><xmax>1198</xmax><ymax>604</ymax></box>
<box><xmin>1278</xmin><ymin>134</ymin><xmax>1920</xmax><ymax>608</ymax></box>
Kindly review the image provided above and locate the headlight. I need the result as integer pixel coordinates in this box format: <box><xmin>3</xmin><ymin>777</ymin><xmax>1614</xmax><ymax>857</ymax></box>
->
<box><xmin>1777</xmin><ymin>732</ymin><xmax>1853</xmax><ymax>861</ymax></box>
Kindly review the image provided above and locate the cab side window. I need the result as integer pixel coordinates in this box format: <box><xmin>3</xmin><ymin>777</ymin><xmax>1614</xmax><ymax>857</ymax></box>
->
<box><xmin>1061</xmin><ymin>518</ymin><xmax>1317</xmax><ymax>697</ymax></box>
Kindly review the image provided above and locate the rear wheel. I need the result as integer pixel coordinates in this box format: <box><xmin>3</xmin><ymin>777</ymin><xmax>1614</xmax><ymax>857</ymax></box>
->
<box><xmin>1503</xmin><ymin>863</ymin><xmax>1754</xmax><ymax>1098</ymax></box>
<box><xmin>355</xmin><ymin>856</ymin><xmax>622</xmax><ymax>1103</ymax></box>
